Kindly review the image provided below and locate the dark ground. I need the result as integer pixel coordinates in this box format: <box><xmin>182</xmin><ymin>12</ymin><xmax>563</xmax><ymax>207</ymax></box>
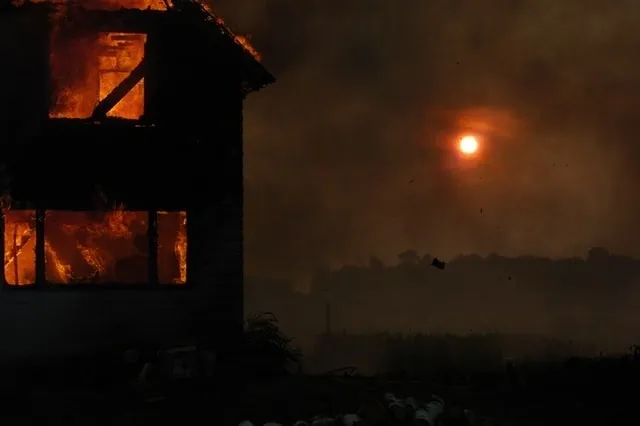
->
<box><xmin>1</xmin><ymin>355</ymin><xmax>639</xmax><ymax>425</ymax></box>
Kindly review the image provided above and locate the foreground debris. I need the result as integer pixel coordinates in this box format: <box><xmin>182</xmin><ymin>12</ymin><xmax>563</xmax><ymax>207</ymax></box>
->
<box><xmin>239</xmin><ymin>392</ymin><xmax>492</xmax><ymax>426</ymax></box>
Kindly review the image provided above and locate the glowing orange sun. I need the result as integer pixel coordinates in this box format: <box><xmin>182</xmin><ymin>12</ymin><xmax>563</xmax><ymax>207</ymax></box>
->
<box><xmin>459</xmin><ymin>135</ymin><xmax>479</xmax><ymax>155</ymax></box>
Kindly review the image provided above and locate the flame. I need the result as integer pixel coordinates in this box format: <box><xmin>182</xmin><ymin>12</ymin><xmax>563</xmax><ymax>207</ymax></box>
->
<box><xmin>47</xmin><ymin>0</ymin><xmax>262</xmax><ymax>118</ymax></box>
<box><xmin>47</xmin><ymin>0</ymin><xmax>160</xmax><ymax>119</ymax></box>
<box><xmin>234</xmin><ymin>34</ymin><xmax>262</xmax><ymax>62</ymax></box>
<box><xmin>98</xmin><ymin>32</ymin><xmax>146</xmax><ymax>119</ymax></box>
<box><xmin>50</xmin><ymin>32</ymin><xmax>147</xmax><ymax>120</ymax></box>
<box><xmin>30</xmin><ymin>0</ymin><xmax>167</xmax><ymax>11</ymax></box>
<box><xmin>158</xmin><ymin>211</ymin><xmax>187</xmax><ymax>284</ymax></box>
<box><xmin>3</xmin><ymin>210</ymin><xmax>36</xmax><ymax>286</ymax></box>
<box><xmin>205</xmin><ymin>2</ymin><xmax>262</xmax><ymax>62</ymax></box>
<box><xmin>44</xmin><ymin>239</ymin><xmax>72</xmax><ymax>282</ymax></box>
<box><xmin>175</xmin><ymin>212</ymin><xmax>187</xmax><ymax>283</ymax></box>
<box><xmin>3</xmin><ymin>209</ymin><xmax>187</xmax><ymax>285</ymax></box>
<box><xmin>89</xmin><ymin>0</ymin><xmax>166</xmax><ymax>9</ymax></box>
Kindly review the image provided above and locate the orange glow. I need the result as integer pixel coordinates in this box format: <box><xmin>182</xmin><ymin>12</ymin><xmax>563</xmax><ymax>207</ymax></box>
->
<box><xmin>44</xmin><ymin>210</ymin><xmax>149</xmax><ymax>284</ymax></box>
<box><xmin>158</xmin><ymin>211</ymin><xmax>187</xmax><ymax>285</ymax></box>
<box><xmin>232</xmin><ymin>33</ymin><xmax>262</xmax><ymax>62</ymax></box>
<box><xmin>92</xmin><ymin>0</ymin><xmax>166</xmax><ymax>9</ymax></box>
<box><xmin>50</xmin><ymin>32</ymin><xmax>146</xmax><ymax>120</ymax></box>
<box><xmin>98</xmin><ymin>32</ymin><xmax>146</xmax><ymax>120</ymax></box>
<box><xmin>47</xmin><ymin>0</ymin><xmax>262</xmax><ymax>119</ymax></box>
<box><xmin>459</xmin><ymin>135</ymin><xmax>479</xmax><ymax>155</ymax></box>
<box><xmin>49</xmin><ymin>34</ymin><xmax>100</xmax><ymax>119</ymax></box>
<box><xmin>47</xmin><ymin>0</ymin><xmax>159</xmax><ymax>120</ymax></box>
<box><xmin>204</xmin><ymin>2</ymin><xmax>262</xmax><ymax>62</ymax></box>
<box><xmin>32</xmin><ymin>0</ymin><xmax>167</xmax><ymax>11</ymax></box>
<box><xmin>3</xmin><ymin>209</ymin><xmax>187</xmax><ymax>286</ymax></box>
<box><xmin>4</xmin><ymin>210</ymin><xmax>36</xmax><ymax>286</ymax></box>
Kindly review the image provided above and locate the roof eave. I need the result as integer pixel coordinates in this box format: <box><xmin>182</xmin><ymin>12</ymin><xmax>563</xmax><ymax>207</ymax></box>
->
<box><xmin>242</xmin><ymin>59</ymin><xmax>276</xmax><ymax>95</ymax></box>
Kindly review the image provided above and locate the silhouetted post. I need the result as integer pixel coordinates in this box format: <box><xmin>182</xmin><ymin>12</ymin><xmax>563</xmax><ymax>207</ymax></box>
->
<box><xmin>325</xmin><ymin>300</ymin><xmax>332</xmax><ymax>336</ymax></box>
<box><xmin>321</xmin><ymin>286</ymin><xmax>332</xmax><ymax>336</ymax></box>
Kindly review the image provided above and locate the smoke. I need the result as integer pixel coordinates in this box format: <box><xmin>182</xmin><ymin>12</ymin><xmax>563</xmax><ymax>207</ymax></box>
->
<box><xmin>211</xmin><ymin>0</ymin><xmax>640</xmax><ymax>280</ymax></box>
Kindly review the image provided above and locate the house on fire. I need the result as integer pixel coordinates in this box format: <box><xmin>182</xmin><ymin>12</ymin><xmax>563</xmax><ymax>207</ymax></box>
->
<box><xmin>0</xmin><ymin>0</ymin><xmax>273</xmax><ymax>368</ymax></box>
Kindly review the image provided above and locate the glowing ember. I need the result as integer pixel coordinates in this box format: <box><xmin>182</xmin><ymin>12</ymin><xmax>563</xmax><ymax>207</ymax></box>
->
<box><xmin>158</xmin><ymin>211</ymin><xmax>187</xmax><ymax>284</ymax></box>
<box><xmin>234</xmin><ymin>34</ymin><xmax>261</xmax><ymax>62</ymax></box>
<box><xmin>201</xmin><ymin>2</ymin><xmax>262</xmax><ymax>62</ymax></box>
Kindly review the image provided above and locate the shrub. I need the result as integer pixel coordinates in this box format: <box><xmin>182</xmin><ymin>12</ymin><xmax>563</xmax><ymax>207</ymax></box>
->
<box><xmin>241</xmin><ymin>312</ymin><xmax>302</xmax><ymax>380</ymax></box>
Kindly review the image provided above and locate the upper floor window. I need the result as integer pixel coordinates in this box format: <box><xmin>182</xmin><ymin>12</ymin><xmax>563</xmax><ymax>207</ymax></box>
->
<box><xmin>49</xmin><ymin>32</ymin><xmax>147</xmax><ymax>120</ymax></box>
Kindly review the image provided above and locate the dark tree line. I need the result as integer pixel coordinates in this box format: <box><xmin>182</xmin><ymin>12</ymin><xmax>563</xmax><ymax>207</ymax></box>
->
<box><xmin>246</xmin><ymin>247</ymin><xmax>640</xmax><ymax>371</ymax></box>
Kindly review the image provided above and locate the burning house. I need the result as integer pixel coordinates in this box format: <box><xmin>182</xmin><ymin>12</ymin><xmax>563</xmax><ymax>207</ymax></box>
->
<box><xmin>0</xmin><ymin>0</ymin><xmax>273</xmax><ymax>369</ymax></box>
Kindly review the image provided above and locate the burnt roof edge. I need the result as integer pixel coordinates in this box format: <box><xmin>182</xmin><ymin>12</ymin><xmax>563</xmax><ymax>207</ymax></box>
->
<box><xmin>241</xmin><ymin>58</ymin><xmax>276</xmax><ymax>95</ymax></box>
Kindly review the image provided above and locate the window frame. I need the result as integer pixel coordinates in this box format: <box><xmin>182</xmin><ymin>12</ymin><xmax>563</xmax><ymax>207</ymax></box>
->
<box><xmin>1</xmin><ymin>208</ymin><xmax>191</xmax><ymax>291</ymax></box>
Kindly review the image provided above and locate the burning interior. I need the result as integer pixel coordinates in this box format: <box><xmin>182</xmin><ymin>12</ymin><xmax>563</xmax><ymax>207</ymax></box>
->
<box><xmin>4</xmin><ymin>210</ymin><xmax>186</xmax><ymax>286</ymax></box>
<box><xmin>50</xmin><ymin>26</ymin><xmax>148</xmax><ymax>120</ymax></box>
<box><xmin>50</xmin><ymin>31</ymin><xmax>147</xmax><ymax>120</ymax></box>
<box><xmin>46</xmin><ymin>0</ymin><xmax>262</xmax><ymax>120</ymax></box>
<box><xmin>47</xmin><ymin>0</ymin><xmax>164</xmax><ymax>119</ymax></box>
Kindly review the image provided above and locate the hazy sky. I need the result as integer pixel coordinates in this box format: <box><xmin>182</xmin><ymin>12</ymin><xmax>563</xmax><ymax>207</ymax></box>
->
<box><xmin>211</xmin><ymin>0</ymin><xmax>640</xmax><ymax>280</ymax></box>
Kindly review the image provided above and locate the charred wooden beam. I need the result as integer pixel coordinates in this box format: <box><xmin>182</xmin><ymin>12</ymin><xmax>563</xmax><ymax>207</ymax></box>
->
<box><xmin>91</xmin><ymin>57</ymin><xmax>147</xmax><ymax>120</ymax></box>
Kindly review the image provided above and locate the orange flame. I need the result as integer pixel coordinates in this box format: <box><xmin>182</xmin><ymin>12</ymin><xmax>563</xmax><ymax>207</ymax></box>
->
<box><xmin>98</xmin><ymin>32</ymin><xmax>146</xmax><ymax>119</ymax></box>
<box><xmin>3</xmin><ymin>210</ymin><xmax>36</xmax><ymax>286</ymax></box>
<box><xmin>3</xmin><ymin>209</ymin><xmax>187</xmax><ymax>286</ymax></box>
<box><xmin>208</xmin><ymin>5</ymin><xmax>262</xmax><ymax>62</ymax></box>
<box><xmin>50</xmin><ymin>31</ymin><xmax>147</xmax><ymax>120</ymax></box>
<box><xmin>234</xmin><ymin>34</ymin><xmax>262</xmax><ymax>62</ymax></box>
<box><xmin>47</xmin><ymin>0</ymin><xmax>262</xmax><ymax>118</ymax></box>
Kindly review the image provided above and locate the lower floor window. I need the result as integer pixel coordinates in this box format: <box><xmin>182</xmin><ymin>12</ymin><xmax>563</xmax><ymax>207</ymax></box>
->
<box><xmin>3</xmin><ymin>210</ymin><xmax>187</xmax><ymax>286</ymax></box>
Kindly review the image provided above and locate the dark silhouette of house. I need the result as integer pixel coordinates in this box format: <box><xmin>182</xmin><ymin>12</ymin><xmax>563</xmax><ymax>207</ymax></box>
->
<box><xmin>0</xmin><ymin>0</ymin><xmax>273</xmax><ymax>371</ymax></box>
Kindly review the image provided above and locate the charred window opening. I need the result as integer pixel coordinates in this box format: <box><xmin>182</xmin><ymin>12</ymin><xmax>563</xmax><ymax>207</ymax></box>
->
<box><xmin>4</xmin><ymin>210</ymin><xmax>37</xmax><ymax>287</ymax></box>
<box><xmin>158</xmin><ymin>211</ymin><xmax>187</xmax><ymax>285</ymax></box>
<box><xmin>49</xmin><ymin>31</ymin><xmax>147</xmax><ymax>120</ymax></box>
<box><xmin>3</xmin><ymin>210</ymin><xmax>187</xmax><ymax>286</ymax></box>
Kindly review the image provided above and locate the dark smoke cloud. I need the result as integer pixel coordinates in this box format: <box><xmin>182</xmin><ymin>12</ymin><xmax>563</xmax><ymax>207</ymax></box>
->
<box><xmin>211</xmin><ymin>0</ymin><xmax>640</xmax><ymax>281</ymax></box>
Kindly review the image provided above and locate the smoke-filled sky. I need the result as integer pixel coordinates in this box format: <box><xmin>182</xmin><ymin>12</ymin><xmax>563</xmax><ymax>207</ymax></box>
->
<box><xmin>212</xmin><ymin>0</ymin><xmax>640</xmax><ymax>281</ymax></box>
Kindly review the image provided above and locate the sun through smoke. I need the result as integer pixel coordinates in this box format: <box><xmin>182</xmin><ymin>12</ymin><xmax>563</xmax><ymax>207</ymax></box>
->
<box><xmin>459</xmin><ymin>135</ymin><xmax>479</xmax><ymax>155</ymax></box>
